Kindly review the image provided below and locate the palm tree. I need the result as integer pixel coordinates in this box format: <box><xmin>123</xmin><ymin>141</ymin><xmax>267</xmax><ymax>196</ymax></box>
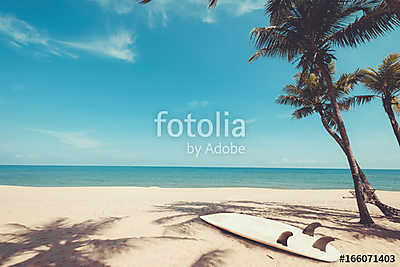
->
<box><xmin>352</xmin><ymin>53</ymin><xmax>400</xmax><ymax>146</ymax></box>
<box><xmin>277</xmin><ymin>69</ymin><xmax>357</xmax><ymax>163</ymax></box>
<box><xmin>277</xmin><ymin>67</ymin><xmax>355</xmax><ymax>134</ymax></box>
<box><xmin>278</xmin><ymin>67</ymin><xmax>400</xmax><ymax>218</ymax></box>
<box><xmin>250</xmin><ymin>0</ymin><xmax>399</xmax><ymax>224</ymax></box>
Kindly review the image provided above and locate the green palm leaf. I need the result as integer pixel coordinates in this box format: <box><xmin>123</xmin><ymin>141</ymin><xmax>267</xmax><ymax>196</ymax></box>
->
<box><xmin>360</xmin><ymin>53</ymin><xmax>400</xmax><ymax>98</ymax></box>
<box><xmin>278</xmin><ymin>66</ymin><xmax>356</xmax><ymax>124</ymax></box>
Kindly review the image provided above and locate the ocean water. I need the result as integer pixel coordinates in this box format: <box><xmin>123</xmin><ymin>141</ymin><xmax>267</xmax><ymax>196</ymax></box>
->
<box><xmin>0</xmin><ymin>165</ymin><xmax>399</xmax><ymax>191</ymax></box>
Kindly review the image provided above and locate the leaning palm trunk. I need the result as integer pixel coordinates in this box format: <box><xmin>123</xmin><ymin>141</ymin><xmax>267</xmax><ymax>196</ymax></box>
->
<box><xmin>383</xmin><ymin>98</ymin><xmax>400</xmax><ymax>146</ymax></box>
<box><xmin>319</xmin><ymin>110</ymin><xmax>400</xmax><ymax>218</ymax></box>
<box><xmin>320</xmin><ymin>66</ymin><xmax>374</xmax><ymax>224</ymax></box>
<box><xmin>250</xmin><ymin>0</ymin><xmax>400</xmax><ymax>224</ymax></box>
<box><xmin>357</xmin><ymin>165</ymin><xmax>400</xmax><ymax>217</ymax></box>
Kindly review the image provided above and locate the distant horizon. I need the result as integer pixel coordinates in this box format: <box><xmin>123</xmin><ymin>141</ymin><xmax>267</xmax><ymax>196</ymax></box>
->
<box><xmin>1</xmin><ymin>164</ymin><xmax>399</xmax><ymax>171</ymax></box>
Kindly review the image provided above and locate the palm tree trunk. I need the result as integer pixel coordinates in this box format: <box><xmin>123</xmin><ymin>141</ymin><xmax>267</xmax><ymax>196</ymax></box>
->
<box><xmin>357</xmin><ymin>164</ymin><xmax>400</xmax><ymax>217</ymax></box>
<box><xmin>320</xmin><ymin>66</ymin><xmax>374</xmax><ymax>225</ymax></box>
<box><xmin>319</xmin><ymin>111</ymin><xmax>400</xmax><ymax>218</ymax></box>
<box><xmin>383</xmin><ymin>98</ymin><xmax>400</xmax><ymax>146</ymax></box>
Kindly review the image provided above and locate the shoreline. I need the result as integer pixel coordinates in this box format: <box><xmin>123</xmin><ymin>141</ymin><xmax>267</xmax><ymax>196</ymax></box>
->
<box><xmin>1</xmin><ymin>186</ymin><xmax>399</xmax><ymax>266</ymax></box>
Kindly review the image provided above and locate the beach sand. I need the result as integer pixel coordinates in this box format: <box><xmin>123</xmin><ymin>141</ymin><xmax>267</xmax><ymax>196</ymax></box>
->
<box><xmin>0</xmin><ymin>186</ymin><xmax>399</xmax><ymax>267</ymax></box>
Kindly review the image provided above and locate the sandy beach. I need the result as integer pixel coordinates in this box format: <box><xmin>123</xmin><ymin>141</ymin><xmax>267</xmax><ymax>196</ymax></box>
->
<box><xmin>0</xmin><ymin>186</ymin><xmax>399</xmax><ymax>267</ymax></box>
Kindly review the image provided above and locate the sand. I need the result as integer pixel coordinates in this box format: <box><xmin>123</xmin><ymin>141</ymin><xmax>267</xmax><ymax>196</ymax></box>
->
<box><xmin>0</xmin><ymin>186</ymin><xmax>399</xmax><ymax>267</ymax></box>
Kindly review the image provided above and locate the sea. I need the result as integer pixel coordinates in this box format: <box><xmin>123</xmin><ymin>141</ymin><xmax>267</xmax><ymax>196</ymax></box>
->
<box><xmin>0</xmin><ymin>165</ymin><xmax>399</xmax><ymax>191</ymax></box>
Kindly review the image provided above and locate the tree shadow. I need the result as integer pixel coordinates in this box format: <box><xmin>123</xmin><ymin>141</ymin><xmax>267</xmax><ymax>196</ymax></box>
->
<box><xmin>191</xmin><ymin>249</ymin><xmax>230</xmax><ymax>267</ymax></box>
<box><xmin>0</xmin><ymin>217</ymin><xmax>198</xmax><ymax>267</ymax></box>
<box><xmin>0</xmin><ymin>217</ymin><xmax>131</xmax><ymax>266</ymax></box>
<box><xmin>153</xmin><ymin>201</ymin><xmax>400</xmax><ymax>241</ymax></box>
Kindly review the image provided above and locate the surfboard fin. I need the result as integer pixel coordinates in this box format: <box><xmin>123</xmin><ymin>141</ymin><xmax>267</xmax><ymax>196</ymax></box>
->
<box><xmin>312</xmin><ymin>236</ymin><xmax>335</xmax><ymax>252</ymax></box>
<box><xmin>302</xmin><ymin>222</ymin><xmax>322</xmax><ymax>236</ymax></box>
<box><xmin>277</xmin><ymin>231</ymin><xmax>293</xmax><ymax>246</ymax></box>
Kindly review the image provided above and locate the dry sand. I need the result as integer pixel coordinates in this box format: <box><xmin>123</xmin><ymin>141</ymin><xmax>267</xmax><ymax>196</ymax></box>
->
<box><xmin>0</xmin><ymin>186</ymin><xmax>399</xmax><ymax>267</ymax></box>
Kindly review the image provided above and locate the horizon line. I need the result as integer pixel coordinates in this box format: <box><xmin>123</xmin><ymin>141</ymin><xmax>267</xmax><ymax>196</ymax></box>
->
<box><xmin>0</xmin><ymin>164</ymin><xmax>399</xmax><ymax>171</ymax></box>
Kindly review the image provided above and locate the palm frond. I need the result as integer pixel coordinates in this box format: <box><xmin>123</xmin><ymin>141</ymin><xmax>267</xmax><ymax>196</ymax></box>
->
<box><xmin>360</xmin><ymin>53</ymin><xmax>400</xmax><ymax>96</ymax></box>
<box><xmin>248</xmin><ymin>48</ymin><xmax>268</xmax><ymax>62</ymax></box>
<box><xmin>278</xmin><ymin>65</ymin><xmax>358</xmax><ymax>120</ymax></box>
<box><xmin>337</xmin><ymin>97</ymin><xmax>354</xmax><ymax>110</ymax></box>
<box><xmin>319</xmin><ymin>0</ymin><xmax>379</xmax><ymax>40</ymax></box>
<box><xmin>323</xmin><ymin>110</ymin><xmax>339</xmax><ymax>131</ymax></box>
<box><xmin>393</xmin><ymin>102</ymin><xmax>400</xmax><ymax>113</ymax></box>
<box><xmin>348</xmin><ymin>95</ymin><xmax>378</xmax><ymax>107</ymax></box>
<box><xmin>327</xmin><ymin>5</ymin><xmax>400</xmax><ymax>48</ymax></box>
<box><xmin>208</xmin><ymin>0</ymin><xmax>218</xmax><ymax>8</ymax></box>
<box><xmin>283</xmin><ymin>84</ymin><xmax>301</xmax><ymax>95</ymax></box>
<box><xmin>382</xmin><ymin>52</ymin><xmax>400</xmax><ymax>66</ymax></box>
<box><xmin>336</xmin><ymin>70</ymin><xmax>363</xmax><ymax>92</ymax></box>
<box><xmin>292</xmin><ymin>106</ymin><xmax>315</xmax><ymax>119</ymax></box>
<box><xmin>276</xmin><ymin>95</ymin><xmax>307</xmax><ymax>107</ymax></box>
<box><xmin>266</xmin><ymin>0</ymin><xmax>296</xmax><ymax>25</ymax></box>
<box><xmin>249</xmin><ymin>26</ymin><xmax>302</xmax><ymax>62</ymax></box>
<box><xmin>393</xmin><ymin>96</ymin><xmax>400</xmax><ymax>113</ymax></box>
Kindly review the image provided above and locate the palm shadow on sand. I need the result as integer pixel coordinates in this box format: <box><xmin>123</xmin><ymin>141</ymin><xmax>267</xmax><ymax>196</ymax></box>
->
<box><xmin>191</xmin><ymin>249</ymin><xmax>231</xmax><ymax>267</ymax></box>
<box><xmin>153</xmin><ymin>201</ymin><xmax>400</xmax><ymax>241</ymax></box>
<box><xmin>0</xmin><ymin>217</ymin><xmax>131</xmax><ymax>267</ymax></box>
<box><xmin>0</xmin><ymin>217</ymin><xmax>197</xmax><ymax>267</ymax></box>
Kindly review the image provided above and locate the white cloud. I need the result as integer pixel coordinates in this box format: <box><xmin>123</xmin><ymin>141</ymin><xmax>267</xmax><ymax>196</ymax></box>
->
<box><xmin>147</xmin><ymin>0</ymin><xmax>265</xmax><ymax>18</ymax></box>
<box><xmin>0</xmin><ymin>14</ymin><xmax>77</xmax><ymax>59</ymax></box>
<box><xmin>0</xmin><ymin>15</ymin><xmax>48</xmax><ymax>46</ymax></box>
<box><xmin>145</xmin><ymin>0</ymin><xmax>170</xmax><ymax>27</ymax></box>
<box><xmin>0</xmin><ymin>14</ymin><xmax>135</xmax><ymax>63</ymax></box>
<box><xmin>89</xmin><ymin>0</ymin><xmax>136</xmax><ymax>14</ymax></box>
<box><xmin>0</xmin><ymin>15</ymin><xmax>49</xmax><ymax>47</ymax></box>
<box><xmin>187</xmin><ymin>100</ymin><xmax>209</xmax><ymax>109</ymax></box>
<box><xmin>58</xmin><ymin>31</ymin><xmax>136</xmax><ymax>63</ymax></box>
<box><xmin>98</xmin><ymin>0</ymin><xmax>264</xmax><ymax>26</ymax></box>
<box><xmin>33</xmin><ymin>129</ymin><xmax>101</xmax><ymax>149</ymax></box>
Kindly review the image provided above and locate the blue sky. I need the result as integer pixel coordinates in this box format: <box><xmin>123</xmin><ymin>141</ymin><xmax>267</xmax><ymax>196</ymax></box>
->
<box><xmin>0</xmin><ymin>0</ymin><xmax>399</xmax><ymax>168</ymax></box>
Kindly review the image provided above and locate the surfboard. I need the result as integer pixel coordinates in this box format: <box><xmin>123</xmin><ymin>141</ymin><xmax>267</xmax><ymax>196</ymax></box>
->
<box><xmin>200</xmin><ymin>213</ymin><xmax>340</xmax><ymax>262</ymax></box>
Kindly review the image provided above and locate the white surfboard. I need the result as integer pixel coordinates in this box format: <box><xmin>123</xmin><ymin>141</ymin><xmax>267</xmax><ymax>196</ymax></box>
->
<box><xmin>200</xmin><ymin>213</ymin><xmax>340</xmax><ymax>262</ymax></box>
